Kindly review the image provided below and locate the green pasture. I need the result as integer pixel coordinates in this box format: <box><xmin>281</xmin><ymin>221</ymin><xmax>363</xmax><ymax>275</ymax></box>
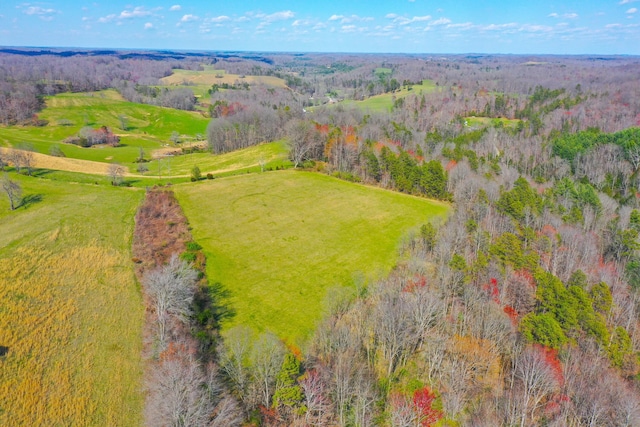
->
<box><xmin>341</xmin><ymin>79</ymin><xmax>439</xmax><ymax>113</ymax></box>
<box><xmin>0</xmin><ymin>90</ymin><xmax>209</xmax><ymax>164</ymax></box>
<box><xmin>0</xmin><ymin>173</ymin><xmax>144</xmax><ymax>425</ymax></box>
<box><xmin>374</xmin><ymin>67</ymin><xmax>393</xmax><ymax>77</ymax></box>
<box><xmin>174</xmin><ymin>170</ymin><xmax>449</xmax><ymax>343</ymax></box>
<box><xmin>145</xmin><ymin>140</ymin><xmax>291</xmax><ymax>177</ymax></box>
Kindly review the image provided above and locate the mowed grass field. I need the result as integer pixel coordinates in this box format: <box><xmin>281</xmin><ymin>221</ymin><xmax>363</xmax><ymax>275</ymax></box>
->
<box><xmin>175</xmin><ymin>170</ymin><xmax>449</xmax><ymax>343</ymax></box>
<box><xmin>0</xmin><ymin>174</ymin><xmax>144</xmax><ymax>426</ymax></box>
<box><xmin>341</xmin><ymin>80</ymin><xmax>440</xmax><ymax>112</ymax></box>
<box><xmin>0</xmin><ymin>90</ymin><xmax>209</xmax><ymax>165</ymax></box>
<box><xmin>145</xmin><ymin>140</ymin><xmax>291</xmax><ymax>177</ymax></box>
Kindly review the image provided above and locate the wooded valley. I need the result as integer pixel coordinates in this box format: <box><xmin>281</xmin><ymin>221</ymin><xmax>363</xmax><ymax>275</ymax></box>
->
<box><xmin>1</xmin><ymin>48</ymin><xmax>640</xmax><ymax>426</ymax></box>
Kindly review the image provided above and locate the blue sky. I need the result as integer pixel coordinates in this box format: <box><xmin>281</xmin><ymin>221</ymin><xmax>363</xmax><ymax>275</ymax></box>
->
<box><xmin>1</xmin><ymin>1</ymin><xmax>639</xmax><ymax>54</ymax></box>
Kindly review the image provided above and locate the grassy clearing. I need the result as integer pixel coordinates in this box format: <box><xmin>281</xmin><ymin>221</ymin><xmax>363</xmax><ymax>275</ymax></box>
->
<box><xmin>161</xmin><ymin>68</ymin><xmax>286</xmax><ymax>88</ymax></box>
<box><xmin>374</xmin><ymin>67</ymin><xmax>393</xmax><ymax>77</ymax></box>
<box><xmin>174</xmin><ymin>170</ymin><xmax>449</xmax><ymax>343</ymax></box>
<box><xmin>0</xmin><ymin>174</ymin><xmax>144</xmax><ymax>426</ymax></box>
<box><xmin>146</xmin><ymin>140</ymin><xmax>291</xmax><ymax>177</ymax></box>
<box><xmin>464</xmin><ymin>116</ymin><xmax>522</xmax><ymax>129</ymax></box>
<box><xmin>0</xmin><ymin>90</ymin><xmax>209</xmax><ymax>165</ymax></box>
<box><xmin>340</xmin><ymin>80</ymin><xmax>439</xmax><ymax>113</ymax></box>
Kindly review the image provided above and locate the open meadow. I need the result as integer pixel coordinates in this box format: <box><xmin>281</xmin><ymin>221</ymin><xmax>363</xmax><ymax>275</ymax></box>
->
<box><xmin>0</xmin><ymin>90</ymin><xmax>209</xmax><ymax>165</ymax></box>
<box><xmin>0</xmin><ymin>174</ymin><xmax>144</xmax><ymax>426</ymax></box>
<box><xmin>160</xmin><ymin>66</ymin><xmax>286</xmax><ymax>89</ymax></box>
<box><xmin>174</xmin><ymin>170</ymin><xmax>449</xmax><ymax>343</ymax></box>
<box><xmin>340</xmin><ymin>79</ymin><xmax>439</xmax><ymax>112</ymax></box>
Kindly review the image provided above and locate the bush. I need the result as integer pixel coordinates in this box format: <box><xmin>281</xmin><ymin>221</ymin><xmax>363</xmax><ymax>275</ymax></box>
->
<box><xmin>180</xmin><ymin>252</ymin><xmax>197</xmax><ymax>263</ymax></box>
<box><xmin>191</xmin><ymin>165</ymin><xmax>202</xmax><ymax>181</ymax></box>
<box><xmin>206</xmin><ymin>173</ymin><xmax>214</xmax><ymax>180</ymax></box>
<box><xmin>185</xmin><ymin>241</ymin><xmax>202</xmax><ymax>251</ymax></box>
<box><xmin>49</xmin><ymin>145</ymin><xmax>65</xmax><ymax>157</ymax></box>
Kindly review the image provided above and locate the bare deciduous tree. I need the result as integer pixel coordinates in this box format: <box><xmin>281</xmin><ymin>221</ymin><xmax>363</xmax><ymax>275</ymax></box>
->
<box><xmin>218</xmin><ymin>326</ymin><xmax>253</xmax><ymax>407</ymax></box>
<box><xmin>299</xmin><ymin>369</ymin><xmax>333</xmax><ymax>426</ymax></box>
<box><xmin>1</xmin><ymin>173</ymin><xmax>22</xmax><ymax>210</ymax></box>
<box><xmin>6</xmin><ymin>149</ymin><xmax>26</xmax><ymax>174</ymax></box>
<box><xmin>142</xmin><ymin>255</ymin><xmax>198</xmax><ymax>350</ymax></box>
<box><xmin>513</xmin><ymin>346</ymin><xmax>561</xmax><ymax>427</ymax></box>
<box><xmin>286</xmin><ymin>118</ymin><xmax>323</xmax><ymax>168</ymax></box>
<box><xmin>16</xmin><ymin>143</ymin><xmax>35</xmax><ymax>176</ymax></box>
<box><xmin>145</xmin><ymin>347</ymin><xmax>243</xmax><ymax>427</ymax></box>
<box><xmin>107</xmin><ymin>163</ymin><xmax>126</xmax><ymax>186</ymax></box>
<box><xmin>250</xmin><ymin>332</ymin><xmax>285</xmax><ymax>408</ymax></box>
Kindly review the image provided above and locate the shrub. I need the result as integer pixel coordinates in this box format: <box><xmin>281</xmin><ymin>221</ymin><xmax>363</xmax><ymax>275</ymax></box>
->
<box><xmin>206</xmin><ymin>173</ymin><xmax>214</xmax><ymax>180</ymax></box>
<box><xmin>180</xmin><ymin>252</ymin><xmax>197</xmax><ymax>263</ymax></box>
<box><xmin>191</xmin><ymin>165</ymin><xmax>202</xmax><ymax>181</ymax></box>
<box><xmin>185</xmin><ymin>241</ymin><xmax>202</xmax><ymax>252</ymax></box>
<box><xmin>49</xmin><ymin>145</ymin><xmax>65</xmax><ymax>157</ymax></box>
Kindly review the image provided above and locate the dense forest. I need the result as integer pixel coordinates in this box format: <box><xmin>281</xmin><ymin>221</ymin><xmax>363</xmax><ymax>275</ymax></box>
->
<box><xmin>2</xmin><ymin>48</ymin><xmax>640</xmax><ymax>426</ymax></box>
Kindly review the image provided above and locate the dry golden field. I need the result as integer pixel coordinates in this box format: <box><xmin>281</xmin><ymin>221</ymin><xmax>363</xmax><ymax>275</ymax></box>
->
<box><xmin>0</xmin><ymin>175</ymin><xmax>144</xmax><ymax>426</ymax></box>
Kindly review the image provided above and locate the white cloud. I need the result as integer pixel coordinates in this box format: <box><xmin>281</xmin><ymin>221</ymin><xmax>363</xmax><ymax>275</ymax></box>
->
<box><xmin>447</xmin><ymin>22</ymin><xmax>474</xmax><ymax>30</ymax></box>
<box><xmin>98</xmin><ymin>14</ymin><xmax>116</xmax><ymax>23</ymax></box>
<box><xmin>627</xmin><ymin>7</ymin><xmax>638</xmax><ymax>13</ymax></box>
<box><xmin>119</xmin><ymin>7</ymin><xmax>152</xmax><ymax>19</ymax></box>
<box><xmin>208</xmin><ymin>15</ymin><xmax>230</xmax><ymax>23</ymax></box>
<box><xmin>518</xmin><ymin>24</ymin><xmax>554</xmax><ymax>33</ymax></box>
<box><xmin>341</xmin><ymin>25</ymin><xmax>357</xmax><ymax>32</ymax></box>
<box><xmin>430</xmin><ymin>17</ymin><xmax>452</xmax><ymax>25</ymax></box>
<box><xmin>329</xmin><ymin>14</ymin><xmax>372</xmax><ymax>24</ymax></box>
<box><xmin>549</xmin><ymin>12</ymin><xmax>577</xmax><ymax>19</ymax></box>
<box><xmin>397</xmin><ymin>15</ymin><xmax>431</xmax><ymax>25</ymax></box>
<box><xmin>24</xmin><ymin>6</ymin><xmax>56</xmax><ymax>15</ymax></box>
<box><xmin>261</xmin><ymin>10</ymin><xmax>295</xmax><ymax>22</ymax></box>
<box><xmin>144</xmin><ymin>22</ymin><xmax>153</xmax><ymax>29</ymax></box>
<box><xmin>482</xmin><ymin>23</ymin><xmax>518</xmax><ymax>31</ymax></box>
<box><xmin>385</xmin><ymin>13</ymin><xmax>398</xmax><ymax>19</ymax></box>
<box><xmin>21</xmin><ymin>5</ymin><xmax>59</xmax><ymax>20</ymax></box>
<box><xmin>169</xmin><ymin>5</ymin><xmax>181</xmax><ymax>11</ymax></box>
<box><xmin>292</xmin><ymin>19</ymin><xmax>311</xmax><ymax>27</ymax></box>
<box><xmin>181</xmin><ymin>14</ymin><xmax>199</xmax><ymax>22</ymax></box>
<box><xmin>619</xmin><ymin>0</ymin><xmax>638</xmax><ymax>4</ymax></box>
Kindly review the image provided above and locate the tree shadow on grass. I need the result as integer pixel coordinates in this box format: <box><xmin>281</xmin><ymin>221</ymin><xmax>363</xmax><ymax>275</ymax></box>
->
<box><xmin>208</xmin><ymin>281</ymin><xmax>237</xmax><ymax>324</ymax></box>
<box><xmin>31</xmin><ymin>168</ymin><xmax>53</xmax><ymax>177</ymax></box>
<box><xmin>193</xmin><ymin>281</ymin><xmax>236</xmax><ymax>358</ymax></box>
<box><xmin>21</xmin><ymin>193</ymin><xmax>44</xmax><ymax>209</ymax></box>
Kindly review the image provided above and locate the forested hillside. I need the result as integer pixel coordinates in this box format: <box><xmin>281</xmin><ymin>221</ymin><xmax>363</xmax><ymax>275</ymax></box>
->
<box><xmin>1</xmin><ymin>49</ymin><xmax>639</xmax><ymax>426</ymax></box>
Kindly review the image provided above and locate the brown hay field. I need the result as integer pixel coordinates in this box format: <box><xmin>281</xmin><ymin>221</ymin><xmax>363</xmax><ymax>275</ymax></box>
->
<box><xmin>0</xmin><ymin>147</ymin><xmax>113</xmax><ymax>175</ymax></box>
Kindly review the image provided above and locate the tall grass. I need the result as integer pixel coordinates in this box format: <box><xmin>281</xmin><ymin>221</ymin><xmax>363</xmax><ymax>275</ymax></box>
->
<box><xmin>0</xmin><ymin>174</ymin><xmax>144</xmax><ymax>426</ymax></box>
